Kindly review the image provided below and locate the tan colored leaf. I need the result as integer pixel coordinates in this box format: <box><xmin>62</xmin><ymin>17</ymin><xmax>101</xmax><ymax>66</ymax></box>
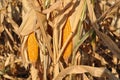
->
<box><xmin>54</xmin><ymin>65</ymin><xmax>118</xmax><ymax>80</ymax></box>
<box><xmin>36</xmin><ymin>11</ymin><xmax>53</xmax><ymax>61</ymax></box>
<box><xmin>18</xmin><ymin>9</ymin><xmax>36</xmax><ymax>36</ymax></box>
<box><xmin>70</xmin><ymin>0</ymin><xmax>86</xmax><ymax>32</ymax></box>
<box><xmin>0</xmin><ymin>13</ymin><xmax>4</xmax><ymax>33</ymax></box>
<box><xmin>42</xmin><ymin>0</ymin><xmax>62</xmax><ymax>14</ymax></box>
<box><xmin>30</xmin><ymin>65</ymin><xmax>39</xmax><ymax>80</ymax></box>
<box><xmin>86</xmin><ymin>0</ymin><xmax>120</xmax><ymax>59</ymax></box>
<box><xmin>0</xmin><ymin>25</ymin><xmax>4</xmax><ymax>33</ymax></box>
<box><xmin>6</xmin><ymin>17</ymin><xmax>19</xmax><ymax>35</ymax></box>
<box><xmin>83</xmin><ymin>74</ymin><xmax>89</xmax><ymax>80</ymax></box>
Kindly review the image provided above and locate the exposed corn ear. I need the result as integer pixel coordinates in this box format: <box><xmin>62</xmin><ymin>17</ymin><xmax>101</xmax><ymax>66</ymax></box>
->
<box><xmin>62</xmin><ymin>18</ymin><xmax>72</xmax><ymax>61</ymax></box>
<box><xmin>27</xmin><ymin>32</ymin><xmax>38</xmax><ymax>63</ymax></box>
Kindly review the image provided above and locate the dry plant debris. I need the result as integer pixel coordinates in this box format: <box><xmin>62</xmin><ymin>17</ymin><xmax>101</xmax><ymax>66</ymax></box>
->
<box><xmin>0</xmin><ymin>0</ymin><xmax>120</xmax><ymax>80</ymax></box>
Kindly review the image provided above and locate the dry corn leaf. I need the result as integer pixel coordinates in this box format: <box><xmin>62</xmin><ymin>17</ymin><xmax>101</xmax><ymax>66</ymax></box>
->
<box><xmin>18</xmin><ymin>9</ymin><xmax>36</xmax><ymax>36</ymax></box>
<box><xmin>21</xmin><ymin>36</ymin><xmax>30</xmax><ymax>68</ymax></box>
<box><xmin>70</xmin><ymin>0</ymin><xmax>86</xmax><ymax>47</ymax></box>
<box><xmin>18</xmin><ymin>4</ymin><xmax>47</xmax><ymax>36</ymax></box>
<box><xmin>86</xmin><ymin>0</ymin><xmax>120</xmax><ymax>60</ymax></box>
<box><xmin>56</xmin><ymin>0</ymin><xmax>79</xmax><ymax>62</ymax></box>
<box><xmin>0</xmin><ymin>13</ymin><xmax>4</xmax><ymax>33</ymax></box>
<box><xmin>0</xmin><ymin>25</ymin><xmax>4</xmax><ymax>34</ymax></box>
<box><xmin>27</xmin><ymin>32</ymin><xmax>38</xmax><ymax>63</ymax></box>
<box><xmin>83</xmin><ymin>74</ymin><xmax>89</xmax><ymax>80</ymax></box>
<box><xmin>62</xmin><ymin>18</ymin><xmax>72</xmax><ymax>62</ymax></box>
<box><xmin>42</xmin><ymin>0</ymin><xmax>62</xmax><ymax>14</ymax></box>
<box><xmin>3</xmin><ymin>74</ymin><xmax>14</xmax><ymax>80</ymax></box>
<box><xmin>30</xmin><ymin>65</ymin><xmax>39</xmax><ymax>80</ymax></box>
<box><xmin>70</xmin><ymin>0</ymin><xmax>86</xmax><ymax>32</ymax></box>
<box><xmin>54</xmin><ymin>65</ymin><xmax>118</xmax><ymax>80</ymax></box>
<box><xmin>22</xmin><ymin>0</ymin><xmax>32</xmax><ymax>14</ymax></box>
<box><xmin>4</xmin><ymin>27</ymin><xmax>14</xmax><ymax>42</ymax></box>
<box><xmin>36</xmin><ymin>11</ymin><xmax>53</xmax><ymax>61</ymax></box>
<box><xmin>6</xmin><ymin>17</ymin><xmax>19</xmax><ymax>35</ymax></box>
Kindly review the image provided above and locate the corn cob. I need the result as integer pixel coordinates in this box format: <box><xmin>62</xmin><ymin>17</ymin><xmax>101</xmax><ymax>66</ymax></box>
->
<box><xmin>27</xmin><ymin>32</ymin><xmax>38</xmax><ymax>63</ymax></box>
<box><xmin>62</xmin><ymin>18</ymin><xmax>72</xmax><ymax>61</ymax></box>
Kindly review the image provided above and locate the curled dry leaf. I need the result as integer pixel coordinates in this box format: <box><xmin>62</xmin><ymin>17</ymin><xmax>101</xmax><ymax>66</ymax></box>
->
<box><xmin>54</xmin><ymin>65</ymin><xmax>118</xmax><ymax>80</ymax></box>
<box><xmin>18</xmin><ymin>9</ymin><xmax>36</xmax><ymax>36</ymax></box>
<box><xmin>18</xmin><ymin>8</ymin><xmax>47</xmax><ymax>36</ymax></box>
